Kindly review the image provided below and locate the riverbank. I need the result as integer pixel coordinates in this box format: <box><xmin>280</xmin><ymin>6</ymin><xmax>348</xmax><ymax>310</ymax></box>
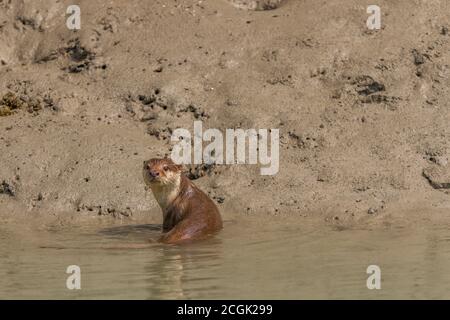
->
<box><xmin>1</xmin><ymin>0</ymin><xmax>449</xmax><ymax>228</ymax></box>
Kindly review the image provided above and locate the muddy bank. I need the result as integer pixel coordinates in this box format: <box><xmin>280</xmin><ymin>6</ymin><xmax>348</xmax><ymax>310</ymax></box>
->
<box><xmin>0</xmin><ymin>0</ymin><xmax>449</xmax><ymax>228</ymax></box>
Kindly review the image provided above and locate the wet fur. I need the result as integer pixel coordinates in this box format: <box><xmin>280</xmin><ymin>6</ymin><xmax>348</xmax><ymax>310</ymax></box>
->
<box><xmin>143</xmin><ymin>158</ymin><xmax>223</xmax><ymax>244</ymax></box>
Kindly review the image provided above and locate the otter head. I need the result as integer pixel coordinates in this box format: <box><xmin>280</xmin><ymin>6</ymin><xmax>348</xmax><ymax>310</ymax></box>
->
<box><xmin>143</xmin><ymin>158</ymin><xmax>184</xmax><ymax>210</ymax></box>
<box><xmin>143</xmin><ymin>158</ymin><xmax>183</xmax><ymax>187</ymax></box>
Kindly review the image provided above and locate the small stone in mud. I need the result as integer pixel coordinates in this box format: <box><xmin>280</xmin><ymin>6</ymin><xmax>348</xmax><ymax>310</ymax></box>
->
<box><xmin>187</xmin><ymin>164</ymin><xmax>216</xmax><ymax>180</ymax></box>
<box><xmin>225</xmin><ymin>99</ymin><xmax>238</xmax><ymax>107</ymax></box>
<box><xmin>138</xmin><ymin>94</ymin><xmax>156</xmax><ymax>105</ymax></box>
<box><xmin>27</xmin><ymin>99</ymin><xmax>42</xmax><ymax>113</ymax></box>
<box><xmin>357</xmin><ymin>81</ymin><xmax>385</xmax><ymax>96</ymax></box>
<box><xmin>63</xmin><ymin>40</ymin><xmax>95</xmax><ymax>73</ymax></box>
<box><xmin>43</xmin><ymin>96</ymin><xmax>58</xmax><ymax>111</ymax></box>
<box><xmin>412</xmin><ymin>49</ymin><xmax>426</xmax><ymax>65</ymax></box>
<box><xmin>0</xmin><ymin>181</ymin><xmax>15</xmax><ymax>197</ymax></box>
<box><xmin>66</xmin><ymin>40</ymin><xmax>93</xmax><ymax>62</ymax></box>
<box><xmin>179</xmin><ymin>104</ymin><xmax>209</xmax><ymax>120</ymax></box>
<box><xmin>367</xmin><ymin>208</ymin><xmax>377</xmax><ymax>215</ymax></box>
<box><xmin>354</xmin><ymin>75</ymin><xmax>385</xmax><ymax>96</ymax></box>
<box><xmin>214</xmin><ymin>196</ymin><xmax>225</xmax><ymax>204</ymax></box>
<box><xmin>147</xmin><ymin>126</ymin><xmax>172</xmax><ymax>140</ymax></box>
<box><xmin>66</xmin><ymin>63</ymin><xmax>89</xmax><ymax>73</ymax></box>
<box><xmin>360</xmin><ymin>94</ymin><xmax>388</xmax><ymax>104</ymax></box>
<box><xmin>228</xmin><ymin>0</ymin><xmax>283</xmax><ymax>10</ymax></box>
<box><xmin>423</xmin><ymin>165</ymin><xmax>450</xmax><ymax>189</ymax></box>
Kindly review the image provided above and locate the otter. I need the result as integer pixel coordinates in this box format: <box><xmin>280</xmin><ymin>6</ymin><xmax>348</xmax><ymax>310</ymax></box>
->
<box><xmin>143</xmin><ymin>158</ymin><xmax>223</xmax><ymax>244</ymax></box>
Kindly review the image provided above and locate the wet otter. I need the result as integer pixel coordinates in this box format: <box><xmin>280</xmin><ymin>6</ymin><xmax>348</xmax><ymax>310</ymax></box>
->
<box><xmin>143</xmin><ymin>158</ymin><xmax>223</xmax><ymax>244</ymax></box>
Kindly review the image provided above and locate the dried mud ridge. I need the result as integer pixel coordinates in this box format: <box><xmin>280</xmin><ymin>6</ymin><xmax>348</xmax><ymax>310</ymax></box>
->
<box><xmin>419</xmin><ymin>140</ymin><xmax>450</xmax><ymax>192</ymax></box>
<box><xmin>423</xmin><ymin>165</ymin><xmax>450</xmax><ymax>190</ymax></box>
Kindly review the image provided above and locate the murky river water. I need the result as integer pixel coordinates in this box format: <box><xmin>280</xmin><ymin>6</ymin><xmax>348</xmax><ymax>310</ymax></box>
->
<box><xmin>1</xmin><ymin>217</ymin><xmax>450</xmax><ymax>299</ymax></box>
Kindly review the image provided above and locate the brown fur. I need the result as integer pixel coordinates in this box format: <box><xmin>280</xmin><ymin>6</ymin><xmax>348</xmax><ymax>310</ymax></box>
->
<box><xmin>143</xmin><ymin>158</ymin><xmax>223</xmax><ymax>244</ymax></box>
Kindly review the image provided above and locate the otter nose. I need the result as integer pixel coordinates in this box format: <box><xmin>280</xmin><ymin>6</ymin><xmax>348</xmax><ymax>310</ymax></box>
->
<box><xmin>150</xmin><ymin>170</ymin><xmax>159</xmax><ymax>178</ymax></box>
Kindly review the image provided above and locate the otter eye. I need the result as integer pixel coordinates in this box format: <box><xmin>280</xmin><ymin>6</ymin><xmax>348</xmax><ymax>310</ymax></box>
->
<box><xmin>163</xmin><ymin>166</ymin><xmax>169</xmax><ymax>171</ymax></box>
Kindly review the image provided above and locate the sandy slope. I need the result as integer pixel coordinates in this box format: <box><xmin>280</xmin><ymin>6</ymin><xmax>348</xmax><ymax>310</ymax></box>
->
<box><xmin>0</xmin><ymin>0</ymin><xmax>449</xmax><ymax>228</ymax></box>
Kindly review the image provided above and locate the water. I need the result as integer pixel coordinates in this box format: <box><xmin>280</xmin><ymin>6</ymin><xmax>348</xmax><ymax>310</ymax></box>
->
<box><xmin>1</xmin><ymin>216</ymin><xmax>450</xmax><ymax>299</ymax></box>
